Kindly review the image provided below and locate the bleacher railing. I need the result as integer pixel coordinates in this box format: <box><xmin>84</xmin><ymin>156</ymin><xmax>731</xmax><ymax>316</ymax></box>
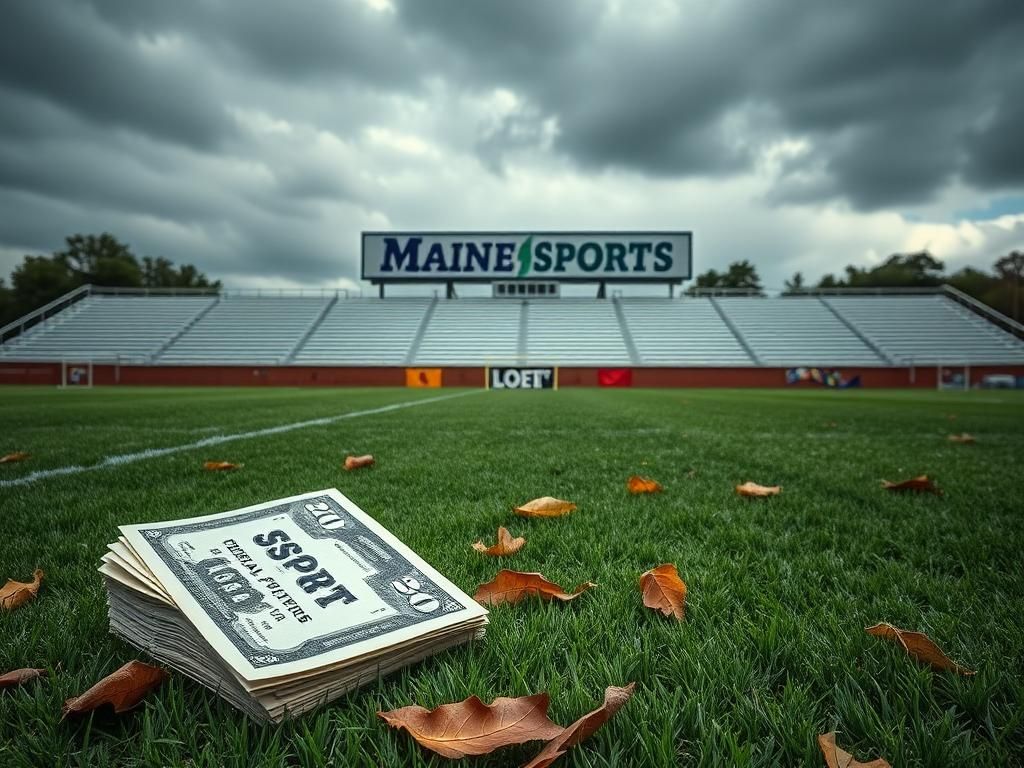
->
<box><xmin>89</xmin><ymin>286</ymin><xmax>360</xmax><ymax>299</ymax></box>
<box><xmin>941</xmin><ymin>285</ymin><xmax>1024</xmax><ymax>342</ymax></box>
<box><xmin>0</xmin><ymin>283</ymin><xmax>93</xmax><ymax>345</ymax></box>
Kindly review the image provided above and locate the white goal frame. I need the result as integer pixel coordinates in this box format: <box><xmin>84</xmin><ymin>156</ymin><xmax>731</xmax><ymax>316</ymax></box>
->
<box><xmin>936</xmin><ymin>364</ymin><xmax>970</xmax><ymax>391</ymax></box>
<box><xmin>59</xmin><ymin>360</ymin><xmax>94</xmax><ymax>388</ymax></box>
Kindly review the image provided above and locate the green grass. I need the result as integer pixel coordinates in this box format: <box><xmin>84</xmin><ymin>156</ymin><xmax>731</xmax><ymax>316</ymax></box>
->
<box><xmin>1</xmin><ymin>386</ymin><xmax>1023</xmax><ymax>767</ymax></box>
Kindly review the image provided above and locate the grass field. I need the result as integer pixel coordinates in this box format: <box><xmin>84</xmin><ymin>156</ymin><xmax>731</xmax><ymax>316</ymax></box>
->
<box><xmin>2</xmin><ymin>386</ymin><xmax>1023</xmax><ymax>767</ymax></box>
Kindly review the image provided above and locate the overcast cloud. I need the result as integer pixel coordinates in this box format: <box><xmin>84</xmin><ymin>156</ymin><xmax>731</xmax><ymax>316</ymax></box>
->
<box><xmin>1</xmin><ymin>0</ymin><xmax>1022</xmax><ymax>293</ymax></box>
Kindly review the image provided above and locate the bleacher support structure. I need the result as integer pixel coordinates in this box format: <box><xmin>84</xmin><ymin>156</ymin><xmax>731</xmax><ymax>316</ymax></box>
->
<box><xmin>1</xmin><ymin>285</ymin><xmax>1022</xmax><ymax>388</ymax></box>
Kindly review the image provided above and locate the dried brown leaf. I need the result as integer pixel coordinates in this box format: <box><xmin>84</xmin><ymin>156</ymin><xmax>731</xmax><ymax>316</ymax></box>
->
<box><xmin>203</xmin><ymin>460</ymin><xmax>242</xmax><ymax>471</ymax></box>
<box><xmin>947</xmin><ymin>433</ymin><xmax>976</xmax><ymax>444</ymax></box>
<box><xmin>735</xmin><ymin>481</ymin><xmax>781</xmax><ymax>497</ymax></box>
<box><xmin>0</xmin><ymin>569</ymin><xmax>43</xmax><ymax>611</ymax></box>
<box><xmin>473</xmin><ymin>527</ymin><xmax>525</xmax><ymax>557</ymax></box>
<box><xmin>514</xmin><ymin>497</ymin><xmax>576</xmax><ymax>517</ymax></box>
<box><xmin>0</xmin><ymin>451</ymin><xmax>30</xmax><ymax>464</ymax></box>
<box><xmin>344</xmin><ymin>454</ymin><xmax>375</xmax><ymax>471</ymax></box>
<box><xmin>639</xmin><ymin>564</ymin><xmax>686</xmax><ymax>621</ymax></box>
<box><xmin>627</xmin><ymin>476</ymin><xmax>663</xmax><ymax>494</ymax></box>
<box><xmin>866</xmin><ymin>622</ymin><xmax>974</xmax><ymax>675</ymax></box>
<box><xmin>881</xmin><ymin>475</ymin><xmax>941</xmax><ymax>495</ymax></box>
<box><xmin>378</xmin><ymin>692</ymin><xmax>563</xmax><ymax>758</ymax></box>
<box><xmin>0</xmin><ymin>668</ymin><xmax>47</xmax><ymax>689</ymax></box>
<box><xmin>818</xmin><ymin>731</ymin><xmax>891</xmax><ymax>768</ymax></box>
<box><xmin>473</xmin><ymin>570</ymin><xmax>595</xmax><ymax>607</ymax></box>
<box><xmin>523</xmin><ymin>683</ymin><xmax>636</xmax><ymax>768</ymax></box>
<box><xmin>62</xmin><ymin>660</ymin><xmax>168</xmax><ymax>718</ymax></box>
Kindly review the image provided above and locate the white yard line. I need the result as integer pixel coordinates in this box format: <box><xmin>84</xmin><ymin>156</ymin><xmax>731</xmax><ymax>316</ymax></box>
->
<box><xmin>1</xmin><ymin>389</ymin><xmax>483</xmax><ymax>489</ymax></box>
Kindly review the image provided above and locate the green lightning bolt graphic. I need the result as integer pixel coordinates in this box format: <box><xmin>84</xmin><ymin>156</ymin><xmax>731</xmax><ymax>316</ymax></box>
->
<box><xmin>516</xmin><ymin>236</ymin><xmax>533</xmax><ymax>278</ymax></box>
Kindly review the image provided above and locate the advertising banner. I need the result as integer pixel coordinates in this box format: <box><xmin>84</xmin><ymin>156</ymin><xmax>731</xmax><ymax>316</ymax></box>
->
<box><xmin>598</xmin><ymin>368</ymin><xmax>633</xmax><ymax>387</ymax></box>
<box><xmin>487</xmin><ymin>366</ymin><xmax>557</xmax><ymax>390</ymax></box>
<box><xmin>405</xmin><ymin>368</ymin><xmax>442</xmax><ymax>388</ymax></box>
<box><xmin>363</xmin><ymin>232</ymin><xmax>692</xmax><ymax>283</ymax></box>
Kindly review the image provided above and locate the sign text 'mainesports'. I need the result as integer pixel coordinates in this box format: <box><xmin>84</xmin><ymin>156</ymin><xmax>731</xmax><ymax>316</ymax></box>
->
<box><xmin>362</xmin><ymin>232</ymin><xmax>692</xmax><ymax>282</ymax></box>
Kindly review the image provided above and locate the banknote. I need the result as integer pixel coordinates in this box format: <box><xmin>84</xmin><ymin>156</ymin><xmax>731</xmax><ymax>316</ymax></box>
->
<box><xmin>119</xmin><ymin>488</ymin><xmax>487</xmax><ymax>683</ymax></box>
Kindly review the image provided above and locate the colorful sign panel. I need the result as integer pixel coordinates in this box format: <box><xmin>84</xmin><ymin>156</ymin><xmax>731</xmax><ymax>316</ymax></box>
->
<box><xmin>598</xmin><ymin>368</ymin><xmax>633</xmax><ymax>387</ymax></box>
<box><xmin>486</xmin><ymin>366</ymin><xmax>557</xmax><ymax>390</ymax></box>
<box><xmin>362</xmin><ymin>232</ymin><xmax>692</xmax><ymax>283</ymax></box>
<box><xmin>405</xmin><ymin>368</ymin><xmax>442</xmax><ymax>388</ymax></box>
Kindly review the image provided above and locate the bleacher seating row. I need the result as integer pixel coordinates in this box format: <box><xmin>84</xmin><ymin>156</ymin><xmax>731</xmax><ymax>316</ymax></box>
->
<box><xmin>2</xmin><ymin>293</ymin><xmax>1022</xmax><ymax>367</ymax></box>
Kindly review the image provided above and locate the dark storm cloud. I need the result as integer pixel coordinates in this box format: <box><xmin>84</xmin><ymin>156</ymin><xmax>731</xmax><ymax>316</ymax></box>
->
<box><xmin>395</xmin><ymin>0</ymin><xmax>1024</xmax><ymax>207</ymax></box>
<box><xmin>0</xmin><ymin>3</ymin><xmax>235</xmax><ymax>151</ymax></box>
<box><xmin>0</xmin><ymin>0</ymin><xmax>1022</xmax><ymax>288</ymax></box>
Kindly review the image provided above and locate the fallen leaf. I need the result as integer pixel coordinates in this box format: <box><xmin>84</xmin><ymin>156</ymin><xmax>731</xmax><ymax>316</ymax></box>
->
<box><xmin>823</xmin><ymin>421</ymin><xmax>838</xmax><ymax>428</ymax></box>
<box><xmin>378</xmin><ymin>692</ymin><xmax>563</xmax><ymax>758</ymax></box>
<box><xmin>474</xmin><ymin>570</ymin><xmax>595</xmax><ymax>606</ymax></box>
<box><xmin>865</xmin><ymin>623</ymin><xmax>974</xmax><ymax>675</ymax></box>
<box><xmin>0</xmin><ymin>451</ymin><xmax>30</xmax><ymax>464</ymax></box>
<box><xmin>344</xmin><ymin>454</ymin><xmax>375</xmax><ymax>471</ymax></box>
<box><xmin>881</xmin><ymin>475</ymin><xmax>941</xmax><ymax>495</ymax></box>
<box><xmin>0</xmin><ymin>668</ymin><xmax>47</xmax><ymax>689</ymax></box>
<box><xmin>0</xmin><ymin>569</ymin><xmax>43</xmax><ymax>611</ymax></box>
<box><xmin>203</xmin><ymin>460</ymin><xmax>242</xmax><ymax>471</ymax></box>
<box><xmin>523</xmin><ymin>683</ymin><xmax>636</xmax><ymax>768</ymax></box>
<box><xmin>639</xmin><ymin>564</ymin><xmax>686</xmax><ymax>620</ymax></box>
<box><xmin>947</xmin><ymin>433</ymin><xmax>976</xmax><ymax>444</ymax></box>
<box><xmin>627</xmin><ymin>476</ymin><xmax>663</xmax><ymax>494</ymax></box>
<box><xmin>62</xmin><ymin>660</ymin><xmax>168</xmax><ymax>718</ymax></box>
<box><xmin>473</xmin><ymin>527</ymin><xmax>525</xmax><ymax>557</ymax></box>
<box><xmin>735</xmin><ymin>481</ymin><xmax>781</xmax><ymax>497</ymax></box>
<box><xmin>818</xmin><ymin>731</ymin><xmax>891</xmax><ymax>768</ymax></box>
<box><xmin>515</xmin><ymin>497</ymin><xmax>576</xmax><ymax>517</ymax></box>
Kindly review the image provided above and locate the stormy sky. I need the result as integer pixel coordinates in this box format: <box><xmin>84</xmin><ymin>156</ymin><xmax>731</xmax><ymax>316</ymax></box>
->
<box><xmin>1</xmin><ymin>0</ymin><xmax>1022</xmax><ymax>293</ymax></box>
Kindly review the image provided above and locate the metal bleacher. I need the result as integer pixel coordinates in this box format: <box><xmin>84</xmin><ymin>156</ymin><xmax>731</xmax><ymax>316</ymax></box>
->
<box><xmin>292</xmin><ymin>298</ymin><xmax>431</xmax><ymax>366</ymax></box>
<box><xmin>526</xmin><ymin>298</ymin><xmax>631</xmax><ymax>365</ymax></box>
<box><xmin>713</xmin><ymin>297</ymin><xmax>884</xmax><ymax>366</ymax></box>
<box><xmin>157</xmin><ymin>297</ymin><xmax>329</xmax><ymax>365</ymax></box>
<box><xmin>0</xmin><ymin>295</ymin><xmax>215</xmax><ymax>362</ymax></box>
<box><xmin>824</xmin><ymin>295</ymin><xmax>1024</xmax><ymax>365</ymax></box>
<box><xmin>1</xmin><ymin>287</ymin><xmax>1022</xmax><ymax>368</ymax></box>
<box><xmin>414</xmin><ymin>298</ymin><xmax>520</xmax><ymax>365</ymax></box>
<box><xmin>620</xmin><ymin>298</ymin><xmax>752</xmax><ymax>365</ymax></box>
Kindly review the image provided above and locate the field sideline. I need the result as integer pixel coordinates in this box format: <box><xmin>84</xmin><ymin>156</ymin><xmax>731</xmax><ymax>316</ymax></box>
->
<box><xmin>2</xmin><ymin>386</ymin><xmax>1023</xmax><ymax>767</ymax></box>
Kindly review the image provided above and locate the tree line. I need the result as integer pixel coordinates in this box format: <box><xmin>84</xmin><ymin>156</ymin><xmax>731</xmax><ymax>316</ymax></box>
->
<box><xmin>687</xmin><ymin>250</ymin><xmax>1024</xmax><ymax>322</ymax></box>
<box><xmin>0</xmin><ymin>234</ymin><xmax>219</xmax><ymax>327</ymax></box>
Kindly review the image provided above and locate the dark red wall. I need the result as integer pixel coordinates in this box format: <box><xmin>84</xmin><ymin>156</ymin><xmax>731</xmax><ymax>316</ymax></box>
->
<box><xmin>3</xmin><ymin>362</ymin><xmax>1022</xmax><ymax>388</ymax></box>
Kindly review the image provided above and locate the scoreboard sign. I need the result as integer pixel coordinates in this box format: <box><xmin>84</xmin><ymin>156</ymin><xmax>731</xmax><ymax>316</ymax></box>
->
<box><xmin>362</xmin><ymin>232</ymin><xmax>692</xmax><ymax>283</ymax></box>
<box><xmin>487</xmin><ymin>367</ymin><xmax>557</xmax><ymax>390</ymax></box>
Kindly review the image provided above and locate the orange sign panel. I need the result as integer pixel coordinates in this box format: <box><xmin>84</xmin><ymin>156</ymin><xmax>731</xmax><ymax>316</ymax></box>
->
<box><xmin>406</xmin><ymin>368</ymin><xmax>442</xmax><ymax>388</ymax></box>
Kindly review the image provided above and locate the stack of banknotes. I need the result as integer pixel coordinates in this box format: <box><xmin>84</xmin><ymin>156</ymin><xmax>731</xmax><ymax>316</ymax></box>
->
<box><xmin>98</xmin><ymin>489</ymin><xmax>487</xmax><ymax>722</ymax></box>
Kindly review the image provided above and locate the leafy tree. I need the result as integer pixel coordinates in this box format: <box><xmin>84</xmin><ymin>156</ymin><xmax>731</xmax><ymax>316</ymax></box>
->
<box><xmin>947</xmin><ymin>266</ymin><xmax>997</xmax><ymax>299</ymax></box>
<box><xmin>686</xmin><ymin>261</ymin><xmax>764</xmax><ymax>295</ymax></box>
<box><xmin>0</xmin><ymin>278</ymin><xmax>14</xmax><ymax>328</ymax></box>
<box><xmin>142</xmin><ymin>256</ymin><xmax>219</xmax><ymax>289</ymax></box>
<box><xmin>842</xmin><ymin>251</ymin><xmax>945</xmax><ymax>288</ymax></box>
<box><xmin>816</xmin><ymin>274</ymin><xmax>842</xmax><ymax>289</ymax></box>
<box><xmin>993</xmin><ymin>251</ymin><xmax>1023</xmax><ymax>322</ymax></box>
<box><xmin>722</xmin><ymin>260</ymin><xmax>763</xmax><ymax>293</ymax></box>
<box><xmin>58</xmin><ymin>233</ymin><xmax>141</xmax><ymax>287</ymax></box>
<box><xmin>10</xmin><ymin>255</ymin><xmax>76</xmax><ymax>315</ymax></box>
<box><xmin>1</xmin><ymin>233</ymin><xmax>219</xmax><ymax>326</ymax></box>
<box><xmin>782</xmin><ymin>271</ymin><xmax>805</xmax><ymax>295</ymax></box>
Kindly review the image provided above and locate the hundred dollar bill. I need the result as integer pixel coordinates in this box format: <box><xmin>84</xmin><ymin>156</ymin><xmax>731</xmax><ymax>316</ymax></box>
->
<box><xmin>119</xmin><ymin>488</ymin><xmax>487</xmax><ymax>683</ymax></box>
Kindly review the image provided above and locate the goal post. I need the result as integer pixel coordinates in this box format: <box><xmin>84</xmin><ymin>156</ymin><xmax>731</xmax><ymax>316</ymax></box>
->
<box><xmin>937</xmin><ymin>364</ymin><xmax>970</xmax><ymax>391</ymax></box>
<box><xmin>60</xmin><ymin>360</ymin><xmax>94</xmax><ymax>388</ymax></box>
